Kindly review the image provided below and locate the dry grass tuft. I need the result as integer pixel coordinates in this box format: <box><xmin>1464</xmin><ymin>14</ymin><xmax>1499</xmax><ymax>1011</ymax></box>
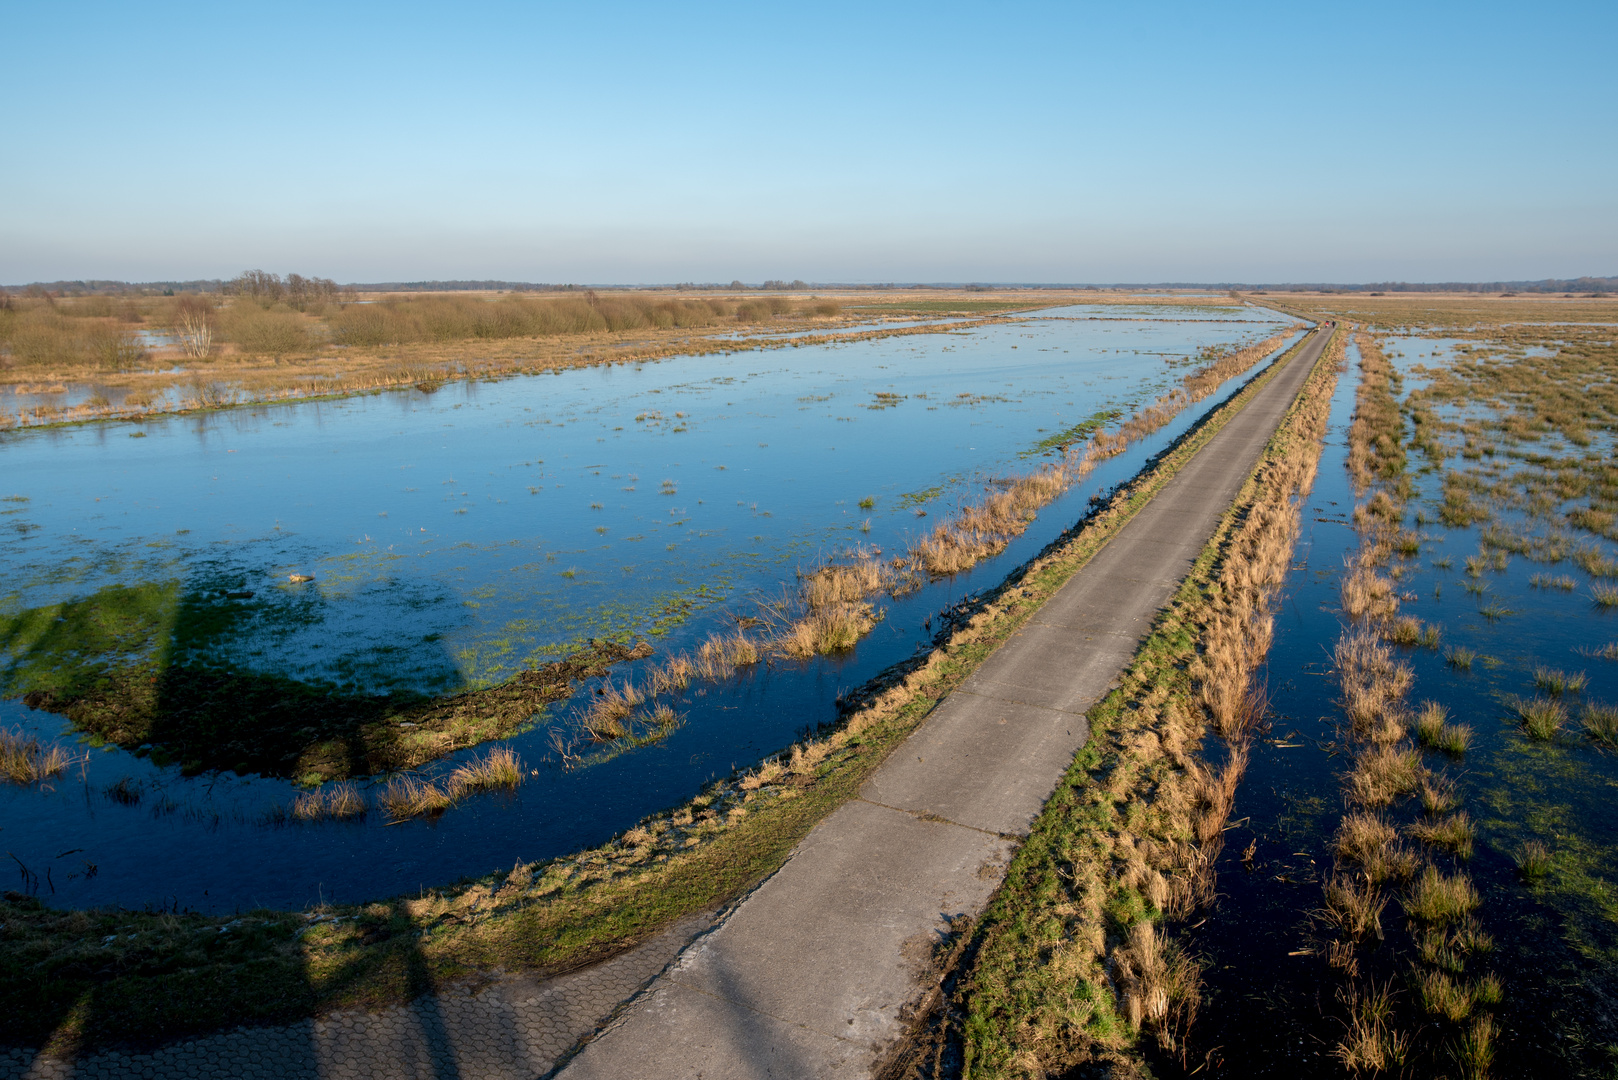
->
<box><xmin>380</xmin><ymin>747</ymin><xmax>525</xmax><ymax>820</ymax></box>
<box><xmin>0</xmin><ymin>727</ymin><xmax>73</xmax><ymax>785</ymax></box>
<box><xmin>1408</xmin><ymin>812</ymin><xmax>1475</xmax><ymax>859</ymax></box>
<box><xmin>1345</xmin><ymin>745</ymin><xmax>1424</xmax><ymax>807</ymax></box>
<box><xmin>1449</xmin><ymin>1014</ymin><xmax>1497</xmax><ymax>1080</ymax></box>
<box><xmin>1333</xmin><ymin>982</ymin><xmax>1411</xmax><ymax>1074</ymax></box>
<box><xmin>1322</xmin><ymin>874</ymin><xmax>1388</xmax><ymax>942</ymax></box>
<box><xmin>1417</xmin><ymin>968</ymin><xmax>1502</xmax><ymax>1022</ymax></box>
<box><xmin>379</xmin><ymin>775</ymin><xmax>456</xmax><ymax>820</ymax></box>
<box><xmin>291</xmin><ymin>782</ymin><xmax>367</xmax><ymax>822</ymax></box>
<box><xmin>1532</xmin><ymin>666</ymin><xmax>1585</xmax><ymax>697</ymax></box>
<box><xmin>1334</xmin><ymin>814</ymin><xmax>1419</xmax><ymax>884</ymax></box>
<box><xmin>1340</xmin><ymin>566</ymin><xmax>1398</xmax><ymax>621</ymax></box>
<box><xmin>448</xmin><ymin>746</ymin><xmax>525</xmax><ymax>793</ymax></box>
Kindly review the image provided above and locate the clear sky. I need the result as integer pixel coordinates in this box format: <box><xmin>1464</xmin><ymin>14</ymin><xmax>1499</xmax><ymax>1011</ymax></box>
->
<box><xmin>3</xmin><ymin>1</ymin><xmax>1613</xmax><ymax>285</ymax></box>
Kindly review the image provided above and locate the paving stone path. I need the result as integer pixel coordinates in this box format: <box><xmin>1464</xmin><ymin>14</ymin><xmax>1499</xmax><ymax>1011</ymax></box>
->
<box><xmin>1</xmin><ymin>912</ymin><xmax>712</xmax><ymax>1080</ymax></box>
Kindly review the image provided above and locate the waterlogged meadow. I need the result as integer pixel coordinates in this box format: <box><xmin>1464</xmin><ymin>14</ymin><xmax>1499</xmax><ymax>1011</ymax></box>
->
<box><xmin>0</xmin><ymin>302</ymin><xmax>1298</xmax><ymax>913</ymax></box>
<box><xmin>1171</xmin><ymin>296</ymin><xmax>1618</xmax><ymax>1079</ymax></box>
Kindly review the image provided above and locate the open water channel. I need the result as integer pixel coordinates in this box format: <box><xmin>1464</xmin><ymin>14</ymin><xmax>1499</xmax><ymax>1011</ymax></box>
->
<box><xmin>1</xmin><ymin>304</ymin><xmax>1300</xmax><ymax>914</ymax></box>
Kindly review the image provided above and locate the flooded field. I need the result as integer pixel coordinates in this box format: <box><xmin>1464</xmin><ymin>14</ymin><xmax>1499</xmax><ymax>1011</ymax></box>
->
<box><xmin>0</xmin><ymin>302</ymin><xmax>1297</xmax><ymax>914</ymax></box>
<box><xmin>1176</xmin><ymin>302</ymin><xmax>1618</xmax><ymax>1077</ymax></box>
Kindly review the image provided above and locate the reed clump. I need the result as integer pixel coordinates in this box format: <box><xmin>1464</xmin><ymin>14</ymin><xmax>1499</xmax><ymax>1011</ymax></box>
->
<box><xmin>1345</xmin><ymin>745</ymin><xmax>1425</xmax><ymax>807</ymax></box>
<box><xmin>0</xmin><ymin>727</ymin><xmax>72</xmax><ymax>785</ymax></box>
<box><xmin>1417</xmin><ymin>968</ymin><xmax>1502</xmax><ymax>1022</ymax></box>
<box><xmin>1111</xmin><ymin>918</ymin><xmax>1202</xmax><ymax>1055</ymax></box>
<box><xmin>1445</xmin><ymin>645</ymin><xmax>1477</xmax><ymax>670</ymax></box>
<box><xmin>1450</xmin><ymin>1014</ymin><xmax>1497</xmax><ymax>1080</ymax></box>
<box><xmin>447</xmin><ymin>745</ymin><xmax>524</xmax><ymax>793</ymax></box>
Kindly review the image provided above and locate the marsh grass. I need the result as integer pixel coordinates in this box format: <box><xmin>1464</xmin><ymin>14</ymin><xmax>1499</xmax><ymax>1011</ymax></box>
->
<box><xmin>1415</xmin><ymin>702</ymin><xmax>1472</xmax><ymax>756</ymax></box>
<box><xmin>1408</xmin><ymin>812</ymin><xmax>1475</xmax><ymax>859</ymax></box>
<box><xmin>1516</xmin><ymin>840</ymin><xmax>1552</xmax><ymax>883</ymax></box>
<box><xmin>1449</xmin><ymin>1014</ymin><xmax>1497</xmax><ymax>1080</ymax></box>
<box><xmin>1418</xmin><ymin>919</ymin><xmax>1494</xmax><ymax>973</ymax></box>
<box><xmin>291</xmin><ymin>782</ymin><xmax>367</xmax><ymax>823</ymax></box>
<box><xmin>1417</xmin><ymin>968</ymin><xmax>1502</xmax><ymax>1022</ymax></box>
<box><xmin>1345</xmin><ymin>745</ymin><xmax>1424</xmax><ymax>807</ymax></box>
<box><xmin>1529</xmin><ymin>572</ymin><xmax>1577</xmax><ymax>590</ymax></box>
<box><xmin>0</xmin><ymin>727</ymin><xmax>72</xmax><ymax>785</ymax></box>
<box><xmin>1532</xmin><ymin>666</ymin><xmax>1585</xmax><ymax>696</ymax></box>
<box><xmin>1112</xmin><ymin>919</ymin><xmax>1203</xmax><ymax>1054</ymax></box>
<box><xmin>1591</xmin><ymin>582</ymin><xmax>1618</xmax><ymax>608</ymax></box>
<box><xmin>446</xmin><ymin>745</ymin><xmax>524</xmax><ymax>793</ymax></box>
<box><xmin>1404</xmin><ymin>866</ymin><xmax>1481</xmax><ymax>925</ymax></box>
<box><xmin>1333</xmin><ymin>982</ymin><xmax>1410</xmax><ymax>1074</ymax></box>
<box><xmin>1506</xmin><ymin>694</ymin><xmax>1566</xmax><ymax>739</ymax></box>
<box><xmin>380</xmin><ymin>746</ymin><xmax>526</xmax><ymax>820</ymax></box>
<box><xmin>1581</xmin><ymin>701</ymin><xmax>1618</xmax><ymax>747</ymax></box>
<box><xmin>1334</xmin><ymin>814</ymin><xmax>1418</xmax><ymax>885</ymax></box>
<box><xmin>1444</xmin><ymin>645</ymin><xmax>1477</xmax><ymax>670</ymax></box>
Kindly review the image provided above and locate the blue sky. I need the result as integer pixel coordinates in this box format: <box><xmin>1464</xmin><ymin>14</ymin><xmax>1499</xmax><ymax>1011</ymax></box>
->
<box><xmin>2</xmin><ymin>1</ymin><xmax>1613</xmax><ymax>284</ymax></box>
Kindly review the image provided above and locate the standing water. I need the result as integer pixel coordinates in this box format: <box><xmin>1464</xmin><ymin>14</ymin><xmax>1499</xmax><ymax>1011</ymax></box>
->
<box><xmin>2</xmin><ymin>304</ymin><xmax>1299</xmax><ymax>913</ymax></box>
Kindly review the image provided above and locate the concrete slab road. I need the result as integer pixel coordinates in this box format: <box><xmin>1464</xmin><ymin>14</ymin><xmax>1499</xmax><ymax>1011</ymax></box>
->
<box><xmin>559</xmin><ymin>325</ymin><xmax>1331</xmax><ymax>1079</ymax></box>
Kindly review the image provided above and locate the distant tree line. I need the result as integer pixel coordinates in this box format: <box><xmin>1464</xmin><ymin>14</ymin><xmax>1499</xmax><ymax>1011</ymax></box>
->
<box><xmin>223</xmin><ymin>270</ymin><xmax>349</xmax><ymax>310</ymax></box>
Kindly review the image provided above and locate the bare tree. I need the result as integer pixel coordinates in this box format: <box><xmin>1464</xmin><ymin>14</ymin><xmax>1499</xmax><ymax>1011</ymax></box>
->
<box><xmin>174</xmin><ymin>295</ymin><xmax>215</xmax><ymax>358</ymax></box>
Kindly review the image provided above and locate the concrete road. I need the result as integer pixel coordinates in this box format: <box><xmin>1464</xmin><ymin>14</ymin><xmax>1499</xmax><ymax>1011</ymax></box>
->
<box><xmin>558</xmin><ymin>326</ymin><xmax>1332</xmax><ymax>1080</ymax></box>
